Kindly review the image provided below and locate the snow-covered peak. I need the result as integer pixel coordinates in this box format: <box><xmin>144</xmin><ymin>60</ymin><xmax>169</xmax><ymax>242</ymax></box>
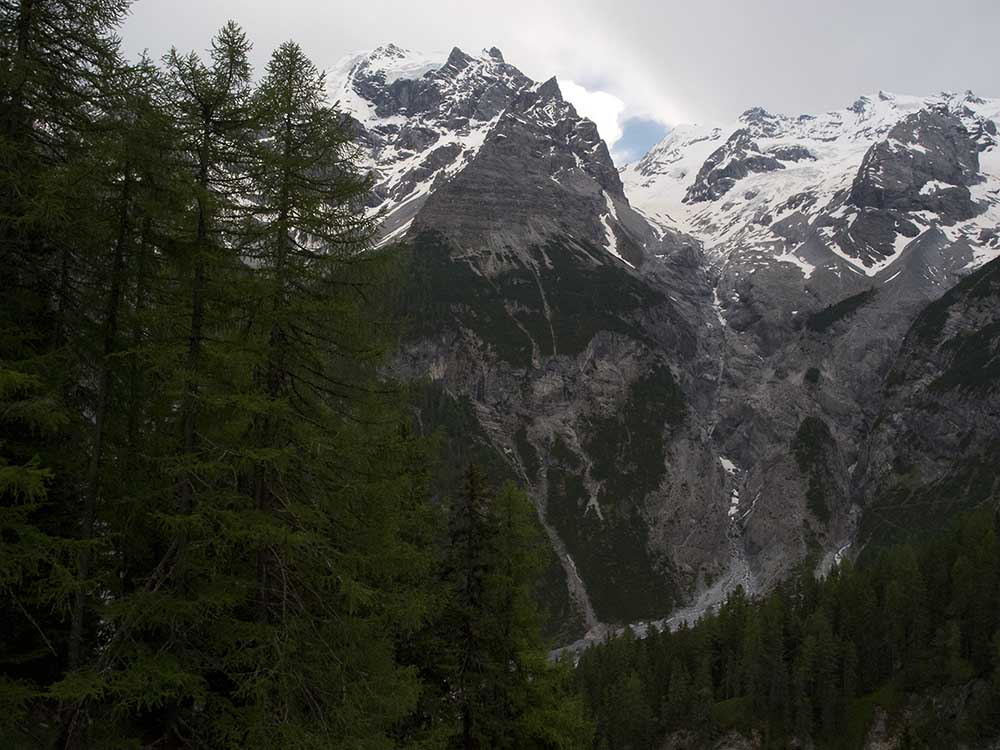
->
<box><xmin>624</xmin><ymin>90</ymin><xmax>1000</xmax><ymax>280</ymax></box>
<box><xmin>624</xmin><ymin>123</ymin><xmax>726</xmax><ymax>233</ymax></box>
<box><xmin>330</xmin><ymin>43</ymin><xmax>444</xmax><ymax>89</ymax></box>
<box><xmin>328</xmin><ymin>44</ymin><xmax>447</xmax><ymax>123</ymax></box>
<box><xmin>482</xmin><ymin>46</ymin><xmax>505</xmax><ymax>63</ymax></box>
<box><xmin>329</xmin><ymin>44</ymin><xmax>530</xmax><ymax>126</ymax></box>
<box><xmin>359</xmin><ymin>43</ymin><xmax>444</xmax><ymax>84</ymax></box>
<box><xmin>328</xmin><ymin>44</ymin><xmax>642</xmax><ymax>261</ymax></box>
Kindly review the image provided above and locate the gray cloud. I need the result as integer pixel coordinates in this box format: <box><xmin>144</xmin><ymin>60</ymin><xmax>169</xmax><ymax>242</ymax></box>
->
<box><xmin>121</xmin><ymin>0</ymin><xmax>1000</xmax><ymax>128</ymax></box>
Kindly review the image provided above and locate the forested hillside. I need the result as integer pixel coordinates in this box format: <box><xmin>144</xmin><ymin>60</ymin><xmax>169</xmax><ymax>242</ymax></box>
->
<box><xmin>0</xmin><ymin>3</ymin><xmax>588</xmax><ymax>747</ymax></box>
<box><xmin>577</xmin><ymin>507</ymin><xmax>1000</xmax><ymax>749</ymax></box>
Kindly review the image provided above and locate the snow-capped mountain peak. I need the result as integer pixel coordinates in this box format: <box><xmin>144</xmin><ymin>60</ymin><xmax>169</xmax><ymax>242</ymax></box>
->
<box><xmin>327</xmin><ymin>45</ymin><xmax>531</xmax><ymax>244</ymax></box>
<box><xmin>328</xmin><ymin>44</ymin><xmax>680</xmax><ymax>267</ymax></box>
<box><xmin>329</xmin><ymin>44</ymin><xmax>445</xmax><ymax>115</ymax></box>
<box><xmin>623</xmin><ymin>90</ymin><xmax>1000</xmax><ymax>284</ymax></box>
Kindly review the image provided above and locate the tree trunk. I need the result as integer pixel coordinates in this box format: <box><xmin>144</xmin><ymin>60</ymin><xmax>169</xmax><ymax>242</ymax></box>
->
<box><xmin>255</xmin><ymin>107</ymin><xmax>293</xmax><ymax>621</ymax></box>
<box><xmin>179</xmin><ymin>118</ymin><xmax>212</xmax><ymax>513</ymax></box>
<box><xmin>68</xmin><ymin>171</ymin><xmax>132</xmax><ymax>669</ymax></box>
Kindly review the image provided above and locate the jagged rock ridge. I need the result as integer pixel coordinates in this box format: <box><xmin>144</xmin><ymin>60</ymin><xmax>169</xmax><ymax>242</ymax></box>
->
<box><xmin>330</xmin><ymin>47</ymin><xmax>1000</xmax><ymax>646</ymax></box>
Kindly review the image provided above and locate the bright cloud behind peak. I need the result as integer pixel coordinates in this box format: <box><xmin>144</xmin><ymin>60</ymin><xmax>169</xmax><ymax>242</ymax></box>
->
<box><xmin>560</xmin><ymin>80</ymin><xmax>626</xmax><ymax>148</ymax></box>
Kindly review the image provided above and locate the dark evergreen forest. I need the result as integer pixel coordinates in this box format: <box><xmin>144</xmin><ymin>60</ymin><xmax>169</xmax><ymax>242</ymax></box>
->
<box><xmin>0</xmin><ymin>3</ymin><xmax>588</xmax><ymax>747</ymax></box>
<box><xmin>578</xmin><ymin>508</ymin><xmax>1000</xmax><ymax>749</ymax></box>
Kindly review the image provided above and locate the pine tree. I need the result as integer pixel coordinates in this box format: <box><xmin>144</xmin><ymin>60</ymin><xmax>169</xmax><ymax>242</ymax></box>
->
<box><xmin>0</xmin><ymin>0</ymin><xmax>132</xmax><ymax>289</ymax></box>
<box><xmin>811</xmin><ymin>611</ymin><xmax>840</xmax><ymax>737</ymax></box>
<box><xmin>440</xmin><ymin>464</ymin><xmax>496</xmax><ymax>749</ymax></box>
<box><xmin>0</xmin><ymin>0</ymin><xmax>133</xmax><ymax>742</ymax></box>
<box><xmin>843</xmin><ymin>573</ymin><xmax>881</xmax><ymax>691</ymax></box>
<box><xmin>740</xmin><ymin>608</ymin><xmax>764</xmax><ymax>712</ymax></box>
<box><xmin>613</xmin><ymin>670</ymin><xmax>653</xmax><ymax>750</ymax></box>
<box><xmin>690</xmin><ymin>650</ymin><xmax>715</xmax><ymax>731</ymax></box>
<box><xmin>958</xmin><ymin>510</ymin><xmax>998</xmax><ymax>667</ymax></box>
<box><xmin>241</xmin><ymin>37</ymin><xmax>377</xmax><ymax>633</ymax></box>
<box><xmin>717</xmin><ymin>586</ymin><xmax>748</xmax><ymax>700</ymax></box>
<box><xmin>63</xmin><ymin>52</ymin><xmax>183</xmax><ymax>678</ymax></box>
<box><xmin>201</xmin><ymin>39</ymin><xmax>429</xmax><ymax>746</ymax></box>
<box><xmin>161</xmin><ymin>19</ymin><xmax>256</xmax><ymax>525</ymax></box>
<box><xmin>841</xmin><ymin>639</ymin><xmax>858</xmax><ymax>718</ymax></box>
<box><xmin>427</xmin><ymin>467</ymin><xmax>592</xmax><ymax>749</ymax></box>
<box><xmin>759</xmin><ymin>596</ymin><xmax>788</xmax><ymax>738</ymax></box>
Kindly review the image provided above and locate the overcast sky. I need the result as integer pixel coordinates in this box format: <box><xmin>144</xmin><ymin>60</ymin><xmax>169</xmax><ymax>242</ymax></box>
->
<box><xmin>120</xmin><ymin>0</ymin><xmax>1000</xmax><ymax>164</ymax></box>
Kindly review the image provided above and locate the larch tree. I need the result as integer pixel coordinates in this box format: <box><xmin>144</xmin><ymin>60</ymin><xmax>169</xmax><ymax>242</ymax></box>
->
<box><xmin>0</xmin><ymin>0</ymin><xmax>132</xmax><ymax>744</ymax></box>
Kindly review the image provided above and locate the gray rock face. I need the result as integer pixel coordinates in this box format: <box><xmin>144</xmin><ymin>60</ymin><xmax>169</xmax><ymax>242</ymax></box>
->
<box><xmin>336</xmin><ymin>46</ymin><xmax>732</xmax><ymax>635</ymax></box>
<box><xmin>828</xmin><ymin>109</ymin><xmax>985</xmax><ymax>265</ymax></box>
<box><xmin>769</xmin><ymin>144</ymin><xmax>816</xmax><ymax>163</ymax></box>
<box><xmin>334</xmin><ymin>49</ymin><xmax>1000</xmax><ymax>644</ymax></box>
<box><xmin>393</xmin><ymin>223</ymin><xmax>724</xmax><ymax>627</ymax></box>
<box><xmin>411</xmin><ymin>75</ymin><xmax>660</xmax><ymax>276</ymax></box>
<box><xmin>622</xmin><ymin>93</ymin><xmax>999</xmax><ymax>624</ymax></box>
<box><xmin>856</xmin><ymin>255</ymin><xmax>1000</xmax><ymax>546</ymax></box>
<box><xmin>850</xmin><ymin>109</ymin><xmax>982</xmax><ymax>214</ymax></box>
<box><xmin>684</xmin><ymin>129</ymin><xmax>785</xmax><ymax>203</ymax></box>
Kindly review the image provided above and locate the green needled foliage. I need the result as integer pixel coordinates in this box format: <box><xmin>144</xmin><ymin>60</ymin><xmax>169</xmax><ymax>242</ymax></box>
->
<box><xmin>397</xmin><ymin>466</ymin><xmax>593</xmax><ymax>750</ymax></box>
<box><xmin>0</xmin><ymin>0</ymin><xmax>133</xmax><ymax>746</ymax></box>
<box><xmin>0</xmin><ymin>10</ymin><xmax>587</xmax><ymax>745</ymax></box>
<box><xmin>576</xmin><ymin>507</ymin><xmax>1000</xmax><ymax>750</ymax></box>
<box><xmin>47</xmin><ymin>30</ymin><xmax>434</xmax><ymax>749</ymax></box>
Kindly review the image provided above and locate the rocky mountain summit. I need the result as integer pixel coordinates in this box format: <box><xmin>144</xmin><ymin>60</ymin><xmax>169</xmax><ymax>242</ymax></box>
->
<box><xmin>331</xmin><ymin>44</ymin><xmax>675</xmax><ymax>263</ymax></box>
<box><xmin>624</xmin><ymin>90</ymin><xmax>1000</xmax><ymax>280</ymax></box>
<box><xmin>330</xmin><ymin>46</ymin><xmax>1000</xmax><ymax>646</ymax></box>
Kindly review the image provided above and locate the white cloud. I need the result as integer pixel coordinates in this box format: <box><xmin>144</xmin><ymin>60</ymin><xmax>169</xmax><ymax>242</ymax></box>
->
<box><xmin>493</xmin><ymin>3</ymin><xmax>696</xmax><ymax>135</ymax></box>
<box><xmin>560</xmin><ymin>80</ymin><xmax>626</xmax><ymax>147</ymax></box>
